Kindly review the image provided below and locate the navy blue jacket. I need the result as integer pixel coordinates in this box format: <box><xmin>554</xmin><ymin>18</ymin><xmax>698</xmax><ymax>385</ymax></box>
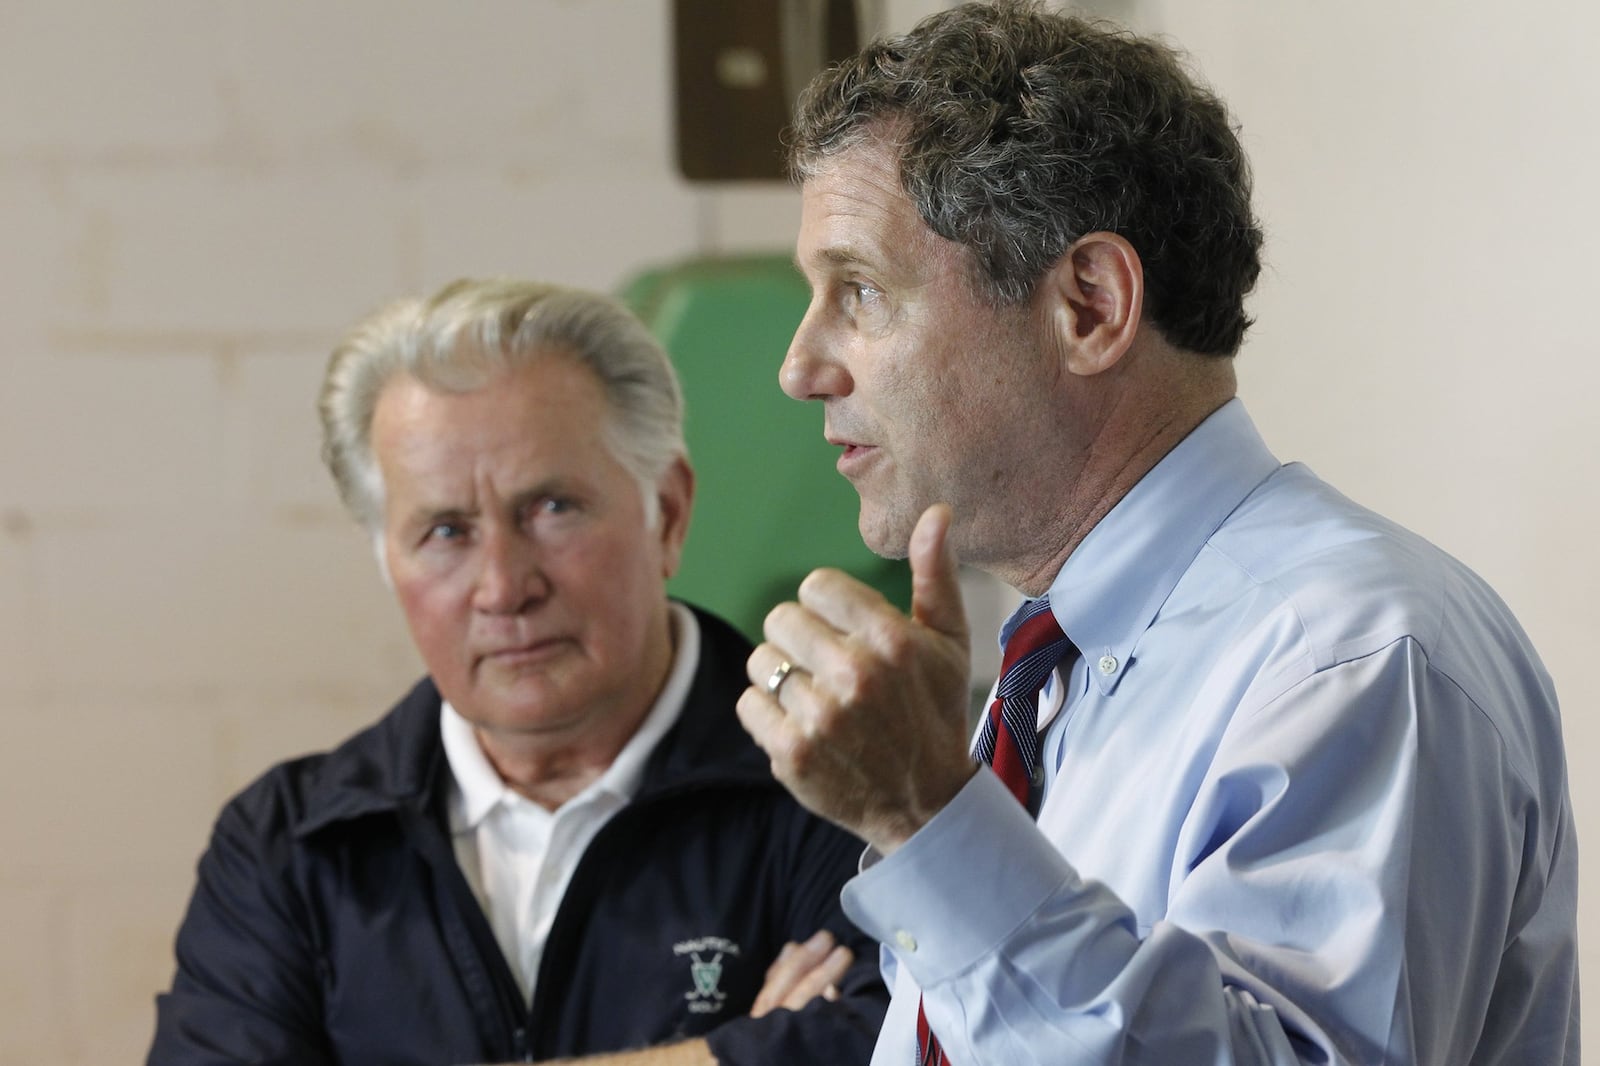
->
<box><xmin>149</xmin><ymin>607</ymin><xmax>887</xmax><ymax>1064</ymax></box>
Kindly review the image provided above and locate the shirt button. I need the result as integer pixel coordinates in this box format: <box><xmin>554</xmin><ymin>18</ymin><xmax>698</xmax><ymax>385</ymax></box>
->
<box><xmin>1098</xmin><ymin>654</ymin><xmax>1118</xmax><ymax>675</ymax></box>
<box><xmin>894</xmin><ymin>930</ymin><xmax>918</xmax><ymax>953</ymax></box>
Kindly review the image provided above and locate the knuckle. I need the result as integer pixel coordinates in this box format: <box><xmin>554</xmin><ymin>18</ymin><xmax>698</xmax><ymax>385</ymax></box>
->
<box><xmin>832</xmin><ymin>645</ymin><xmax>881</xmax><ymax>706</ymax></box>
<box><xmin>831</xmin><ymin>671</ymin><xmax>865</xmax><ymax>710</ymax></box>
<box><xmin>734</xmin><ymin>687</ymin><xmax>764</xmax><ymax>724</ymax></box>
<box><xmin>797</xmin><ymin>568</ymin><xmax>839</xmax><ymax>601</ymax></box>
<box><xmin>872</xmin><ymin>619</ymin><xmax>914</xmax><ymax>665</ymax></box>
<box><xmin>802</xmin><ymin>685</ymin><xmax>843</xmax><ymax>733</ymax></box>
<box><xmin>763</xmin><ymin>601</ymin><xmax>795</xmax><ymax>638</ymax></box>
<box><xmin>769</xmin><ymin>725</ymin><xmax>808</xmax><ymax>772</ymax></box>
<box><xmin>783</xmin><ymin>734</ymin><xmax>815</xmax><ymax>776</ymax></box>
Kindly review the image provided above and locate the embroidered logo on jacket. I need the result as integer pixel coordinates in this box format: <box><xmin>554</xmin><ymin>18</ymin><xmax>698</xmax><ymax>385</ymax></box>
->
<box><xmin>673</xmin><ymin>936</ymin><xmax>741</xmax><ymax>1014</ymax></box>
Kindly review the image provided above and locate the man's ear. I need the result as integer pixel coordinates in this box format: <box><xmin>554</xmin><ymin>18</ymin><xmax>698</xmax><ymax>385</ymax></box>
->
<box><xmin>1041</xmin><ymin>232</ymin><xmax>1144</xmax><ymax>377</ymax></box>
<box><xmin>655</xmin><ymin>455</ymin><xmax>695</xmax><ymax>579</ymax></box>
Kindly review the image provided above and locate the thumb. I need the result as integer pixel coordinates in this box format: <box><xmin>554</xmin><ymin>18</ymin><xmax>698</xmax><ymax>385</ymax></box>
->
<box><xmin>909</xmin><ymin>503</ymin><xmax>967</xmax><ymax>643</ymax></box>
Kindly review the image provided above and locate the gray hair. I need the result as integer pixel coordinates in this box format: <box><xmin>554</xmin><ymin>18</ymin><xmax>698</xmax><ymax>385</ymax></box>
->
<box><xmin>789</xmin><ymin>0</ymin><xmax>1263</xmax><ymax>357</ymax></box>
<box><xmin>319</xmin><ymin>278</ymin><xmax>686</xmax><ymax>532</ymax></box>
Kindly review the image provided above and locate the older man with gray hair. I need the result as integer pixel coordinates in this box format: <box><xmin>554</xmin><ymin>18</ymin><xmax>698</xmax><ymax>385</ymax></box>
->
<box><xmin>148</xmin><ymin>279</ymin><xmax>888</xmax><ymax>1065</ymax></box>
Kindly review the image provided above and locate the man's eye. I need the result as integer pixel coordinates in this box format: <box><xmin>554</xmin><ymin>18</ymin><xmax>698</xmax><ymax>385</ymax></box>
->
<box><xmin>425</xmin><ymin>522</ymin><xmax>468</xmax><ymax>542</ymax></box>
<box><xmin>851</xmin><ymin>282</ymin><xmax>882</xmax><ymax>305</ymax></box>
<box><xmin>839</xmin><ymin>280</ymin><xmax>891</xmax><ymax>327</ymax></box>
<box><xmin>525</xmin><ymin>497</ymin><xmax>581</xmax><ymax>526</ymax></box>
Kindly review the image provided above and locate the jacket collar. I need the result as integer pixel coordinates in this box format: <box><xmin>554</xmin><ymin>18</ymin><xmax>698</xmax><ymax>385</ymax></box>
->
<box><xmin>293</xmin><ymin>604</ymin><xmax>769</xmax><ymax>839</ymax></box>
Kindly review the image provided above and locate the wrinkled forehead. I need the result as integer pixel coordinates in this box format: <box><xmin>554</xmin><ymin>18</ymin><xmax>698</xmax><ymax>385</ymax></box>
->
<box><xmin>371</xmin><ymin>359</ymin><xmax>603</xmax><ymax>461</ymax></box>
<box><xmin>798</xmin><ymin>142</ymin><xmax>927</xmax><ymax>256</ymax></box>
<box><xmin>797</xmin><ymin>141</ymin><xmax>993</xmax><ymax>301</ymax></box>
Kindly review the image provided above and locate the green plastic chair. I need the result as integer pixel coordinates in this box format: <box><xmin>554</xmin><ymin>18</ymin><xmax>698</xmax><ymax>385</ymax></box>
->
<box><xmin>620</xmin><ymin>254</ymin><xmax>911</xmax><ymax>642</ymax></box>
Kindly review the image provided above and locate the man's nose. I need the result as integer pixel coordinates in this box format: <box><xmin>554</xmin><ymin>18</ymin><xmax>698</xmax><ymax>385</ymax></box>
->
<box><xmin>781</xmin><ymin>307</ymin><xmax>853</xmax><ymax>401</ymax></box>
<box><xmin>472</xmin><ymin>528</ymin><xmax>547</xmax><ymax>614</ymax></box>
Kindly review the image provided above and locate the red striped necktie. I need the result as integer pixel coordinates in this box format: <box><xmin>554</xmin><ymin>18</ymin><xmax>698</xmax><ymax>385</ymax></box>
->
<box><xmin>916</xmin><ymin>595</ymin><xmax>1074</xmax><ymax>1066</ymax></box>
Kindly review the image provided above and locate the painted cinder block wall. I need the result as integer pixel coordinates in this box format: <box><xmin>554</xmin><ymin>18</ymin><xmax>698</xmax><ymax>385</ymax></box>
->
<box><xmin>1</xmin><ymin>2</ymin><xmax>1593</xmax><ymax>1062</ymax></box>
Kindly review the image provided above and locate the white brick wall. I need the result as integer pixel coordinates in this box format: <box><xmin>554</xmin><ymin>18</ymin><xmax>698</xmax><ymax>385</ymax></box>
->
<box><xmin>3</xmin><ymin>1</ymin><xmax>1591</xmax><ymax>1061</ymax></box>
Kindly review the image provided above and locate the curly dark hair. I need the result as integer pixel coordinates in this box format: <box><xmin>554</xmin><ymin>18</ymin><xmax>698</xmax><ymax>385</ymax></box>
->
<box><xmin>789</xmin><ymin>0</ymin><xmax>1263</xmax><ymax>357</ymax></box>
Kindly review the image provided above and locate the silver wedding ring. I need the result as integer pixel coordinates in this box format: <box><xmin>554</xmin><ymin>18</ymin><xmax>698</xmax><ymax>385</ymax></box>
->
<box><xmin>765</xmin><ymin>659</ymin><xmax>795</xmax><ymax>697</ymax></box>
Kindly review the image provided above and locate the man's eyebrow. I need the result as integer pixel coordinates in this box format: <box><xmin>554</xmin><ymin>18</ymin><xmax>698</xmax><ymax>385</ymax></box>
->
<box><xmin>501</xmin><ymin>479</ymin><xmax>589</xmax><ymax>520</ymax></box>
<box><xmin>400</xmin><ymin>503</ymin><xmax>473</xmax><ymax>530</ymax></box>
<box><xmin>795</xmin><ymin>245</ymin><xmax>874</xmax><ymax>274</ymax></box>
<box><xmin>395</xmin><ymin>485</ymin><xmax>567</xmax><ymax>537</ymax></box>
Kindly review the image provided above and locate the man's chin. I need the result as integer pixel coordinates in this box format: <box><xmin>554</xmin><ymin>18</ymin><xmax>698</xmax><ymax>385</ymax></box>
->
<box><xmin>857</xmin><ymin>507</ymin><xmax>914</xmax><ymax>561</ymax></box>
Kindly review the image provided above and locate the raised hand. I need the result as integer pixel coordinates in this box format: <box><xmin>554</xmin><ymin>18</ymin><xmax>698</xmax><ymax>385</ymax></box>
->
<box><xmin>737</xmin><ymin>504</ymin><xmax>976</xmax><ymax>854</ymax></box>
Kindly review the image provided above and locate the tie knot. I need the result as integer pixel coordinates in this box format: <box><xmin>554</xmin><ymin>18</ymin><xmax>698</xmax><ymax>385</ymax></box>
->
<box><xmin>996</xmin><ymin>598</ymin><xmax>1071</xmax><ymax>698</ymax></box>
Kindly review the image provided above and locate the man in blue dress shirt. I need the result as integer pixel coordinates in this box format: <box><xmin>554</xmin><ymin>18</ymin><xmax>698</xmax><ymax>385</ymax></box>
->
<box><xmin>735</xmin><ymin>2</ymin><xmax>1579</xmax><ymax>1063</ymax></box>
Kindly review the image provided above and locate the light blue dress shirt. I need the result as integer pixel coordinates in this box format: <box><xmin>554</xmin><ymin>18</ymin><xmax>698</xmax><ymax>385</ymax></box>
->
<box><xmin>842</xmin><ymin>400</ymin><xmax>1578</xmax><ymax>1065</ymax></box>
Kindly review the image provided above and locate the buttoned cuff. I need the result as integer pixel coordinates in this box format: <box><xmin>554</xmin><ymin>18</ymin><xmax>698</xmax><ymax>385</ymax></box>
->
<box><xmin>840</xmin><ymin>767</ymin><xmax>1078</xmax><ymax>988</ymax></box>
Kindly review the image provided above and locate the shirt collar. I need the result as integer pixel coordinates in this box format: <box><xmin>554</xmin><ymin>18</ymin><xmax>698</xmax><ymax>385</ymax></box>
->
<box><xmin>442</xmin><ymin>602</ymin><xmax>702</xmax><ymax>831</ymax></box>
<box><xmin>441</xmin><ymin>698</ymin><xmax>505</xmax><ymax>830</ymax></box>
<box><xmin>1023</xmin><ymin>398</ymin><xmax>1281</xmax><ymax>696</ymax></box>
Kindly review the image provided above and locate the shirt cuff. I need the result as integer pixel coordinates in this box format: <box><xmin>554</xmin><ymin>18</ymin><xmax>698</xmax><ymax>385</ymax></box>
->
<box><xmin>840</xmin><ymin>767</ymin><xmax>1078</xmax><ymax>988</ymax></box>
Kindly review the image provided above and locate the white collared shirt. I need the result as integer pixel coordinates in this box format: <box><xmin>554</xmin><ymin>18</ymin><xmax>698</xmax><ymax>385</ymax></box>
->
<box><xmin>442</xmin><ymin>602</ymin><xmax>701</xmax><ymax>1004</ymax></box>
